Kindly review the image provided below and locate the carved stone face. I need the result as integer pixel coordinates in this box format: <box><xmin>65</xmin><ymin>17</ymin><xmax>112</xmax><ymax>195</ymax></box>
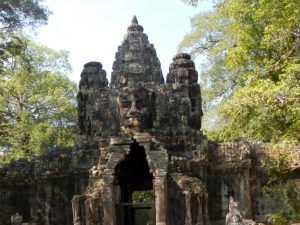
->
<box><xmin>128</xmin><ymin>33</ymin><xmax>143</xmax><ymax>51</ymax></box>
<box><xmin>118</xmin><ymin>88</ymin><xmax>153</xmax><ymax>133</ymax></box>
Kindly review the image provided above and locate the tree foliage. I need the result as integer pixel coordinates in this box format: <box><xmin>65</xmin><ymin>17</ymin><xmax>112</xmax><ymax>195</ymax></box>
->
<box><xmin>0</xmin><ymin>0</ymin><xmax>50</xmax><ymax>69</ymax></box>
<box><xmin>132</xmin><ymin>190</ymin><xmax>154</xmax><ymax>203</ymax></box>
<box><xmin>0</xmin><ymin>1</ymin><xmax>77</xmax><ymax>163</ymax></box>
<box><xmin>181</xmin><ymin>0</ymin><xmax>200</xmax><ymax>7</ymax></box>
<box><xmin>180</xmin><ymin>0</ymin><xmax>300</xmax><ymax>222</ymax></box>
<box><xmin>261</xmin><ymin>142</ymin><xmax>300</xmax><ymax>224</ymax></box>
<box><xmin>180</xmin><ymin>0</ymin><xmax>300</xmax><ymax>142</ymax></box>
<box><xmin>0</xmin><ymin>0</ymin><xmax>49</xmax><ymax>31</ymax></box>
<box><xmin>0</xmin><ymin>35</ymin><xmax>77</xmax><ymax>162</ymax></box>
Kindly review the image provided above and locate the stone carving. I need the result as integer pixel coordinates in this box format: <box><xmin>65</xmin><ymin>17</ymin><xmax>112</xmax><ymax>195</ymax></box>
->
<box><xmin>77</xmin><ymin>61</ymin><xmax>109</xmax><ymax>136</ymax></box>
<box><xmin>76</xmin><ymin>60</ymin><xmax>120</xmax><ymax>144</ymax></box>
<box><xmin>71</xmin><ymin>195</ymin><xmax>85</xmax><ymax>225</ymax></box>
<box><xmin>167</xmin><ymin>53</ymin><xmax>197</xmax><ymax>85</ymax></box>
<box><xmin>111</xmin><ymin>15</ymin><xmax>163</xmax><ymax>89</ymax></box>
<box><xmin>170</xmin><ymin>175</ymin><xmax>210</xmax><ymax>225</ymax></box>
<box><xmin>11</xmin><ymin>212</ymin><xmax>22</xmax><ymax>225</ymax></box>
<box><xmin>225</xmin><ymin>197</ymin><xmax>244</xmax><ymax>225</ymax></box>
<box><xmin>118</xmin><ymin>87</ymin><xmax>155</xmax><ymax>133</ymax></box>
<box><xmin>0</xmin><ymin>15</ymin><xmax>282</xmax><ymax>225</ymax></box>
<box><xmin>166</xmin><ymin>53</ymin><xmax>203</xmax><ymax>129</ymax></box>
<box><xmin>217</xmin><ymin>140</ymin><xmax>253</xmax><ymax>163</ymax></box>
<box><xmin>71</xmin><ymin>181</ymin><xmax>104</xmax><ymax>225</ymax></box>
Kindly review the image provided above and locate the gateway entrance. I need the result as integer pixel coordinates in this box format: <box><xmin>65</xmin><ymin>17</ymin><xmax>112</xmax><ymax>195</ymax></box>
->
<box><xmin>116</xmin><ymin>143</ymin><xmax>154</xmax><ymax>225</ymax></box>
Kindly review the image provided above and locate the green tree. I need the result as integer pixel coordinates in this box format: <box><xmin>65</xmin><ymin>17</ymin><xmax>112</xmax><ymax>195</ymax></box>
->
<box><xmin>181</xmin><ymin>0</ymin><xmax>199</xmax><ymax>7</ymax></box>
<box><xmin>0</xmin><ymin>0</ymin><xmax>49</xmax><ymax>30</ymax></box>
<box><xmin>180</xmin><ymin>0</ymin><xmax>300</xmax><ymax>141</ymax></box>
<box><xmin>132</xmin><ymin>190</ymin><xmax>154</xmax><ymax>203</ymax></box>
<box><xmin>0</xmin><ymin>0</ymin><xmax>50</xmax><ymax>68</ymax></box>
<box><xmin>180</xmin><ymin>0</ymin><xmax>300</xmax><ymax>222</ymax></box>
<box><xmin>0</xmin><ymin>35</ymin><xmax>77</xmax><ymax>162</ymax></box>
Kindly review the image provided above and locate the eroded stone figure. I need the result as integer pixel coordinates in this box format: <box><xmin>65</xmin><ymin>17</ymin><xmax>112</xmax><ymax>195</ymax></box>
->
<box><xmin>225</xmin><ymin>196</ymin><xmax>244</xmax><ymax>225</ymax></box>
<box><xmin>11</xmin><ymin>212</ymin><xmax>22</xmax><ymax>225</ymax></box>
<box><xmin>118</xmin><ymin>87</ymin><xmax>154</xmax><ymax>133</ymax></box>
<box><xmin>71</xmin><ymin>195</ymin><xmax>85</xmax><ymax>225</ymax></box>
<box><xmin>85</xmin><ymin>193</ymin><xmax>103</xmax><ymax>225</ymax></box>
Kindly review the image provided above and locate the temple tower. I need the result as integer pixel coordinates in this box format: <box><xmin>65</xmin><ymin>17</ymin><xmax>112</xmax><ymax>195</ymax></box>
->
<box><xmin>111</xmin><ymin>15</ymin><xmax>164</xmax><ymax>89</ymax></box>
<box><xmin>73</xmin><ymin>16</ymin><xmax>208</xmax><ymax>225</ymax></box>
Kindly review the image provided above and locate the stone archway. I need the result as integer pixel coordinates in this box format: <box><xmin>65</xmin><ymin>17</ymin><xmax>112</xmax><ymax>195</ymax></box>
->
<box><xmin>115</xmin><ymin>142</ymin><xmax>154</xmax><ymax>225</ymax></box>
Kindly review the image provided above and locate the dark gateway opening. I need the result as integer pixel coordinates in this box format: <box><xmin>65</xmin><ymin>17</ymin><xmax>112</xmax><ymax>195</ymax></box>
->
<box><xmin>116</xmin><ymin>142</ymin><xmax>154</xmax><ymax>225</ymax></box>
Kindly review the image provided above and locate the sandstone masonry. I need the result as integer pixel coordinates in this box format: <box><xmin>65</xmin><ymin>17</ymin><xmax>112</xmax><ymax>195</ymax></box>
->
<box><xmin>0</xmin><ymin>16</ymin><xmax>287</xmax><ymax>225</ymax></box>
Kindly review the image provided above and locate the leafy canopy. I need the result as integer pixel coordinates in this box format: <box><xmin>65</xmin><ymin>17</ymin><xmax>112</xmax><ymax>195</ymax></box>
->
<box><xmin>0</xmin><ymin>0</ymin><xmax>49</xmax><ymax>31</ymax></box>
<box><xmin>180</xmin><ymin>0</ymin><xmax>300</xmax><ymax>143</ymax></box>
<box><xmin>0</xmin><ymin>0</ymin><xmax>50</xmax><ymax>69</ymax></box>
<box><xmin>180</xmin><ymin>0</ymin><xmax>300</xmax><ymax>222</ymax></box>
<box><xmin>0</xmin><ymin>1</ymin><xmax>78</xmax><ymax>163</ymax></box>
<box><xmin>0</xmin><ymin>35</ymin><xmax>77</xmax><ymax>162</ymax></box>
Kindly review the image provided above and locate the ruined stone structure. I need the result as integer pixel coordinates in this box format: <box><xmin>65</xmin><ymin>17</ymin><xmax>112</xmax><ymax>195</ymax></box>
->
<box><xmin>225</xmin><ymin>197</ymin><xmax>244</xmax><ymax>225</ymax></box>
<box><xmin>0</xmin><ymin>16</ymin><xmax>288</xmax><ymax>225</ymax></box>
<box><xmin>10</xmin><ymin>213</ymin><xmax>22</xmax><ymax>225</ymax></box>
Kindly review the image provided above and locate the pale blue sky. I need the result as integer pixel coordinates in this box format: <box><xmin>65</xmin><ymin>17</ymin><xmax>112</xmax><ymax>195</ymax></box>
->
<box><xmin>36</xmin><ymin>0</ymin><xmax>212</xmax><ymax>83</ymax></box>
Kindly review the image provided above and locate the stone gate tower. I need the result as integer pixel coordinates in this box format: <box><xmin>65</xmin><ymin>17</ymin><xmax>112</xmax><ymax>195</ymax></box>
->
<box><xmin>74</xmin><ymin>15</ymin><xmax>208</xmax><ymax>225</ymax></box>
<box><xmin>0</xmin><ymin>16</ymin><xmax>272</xmax><ymax>225</ymax></box>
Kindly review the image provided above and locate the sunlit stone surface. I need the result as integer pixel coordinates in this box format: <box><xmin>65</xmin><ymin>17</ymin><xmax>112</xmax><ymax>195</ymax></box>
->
<box><xmin>0</xmin><ymin>16</ymin><xmax>290</xmax><ymax>225</ymax></box>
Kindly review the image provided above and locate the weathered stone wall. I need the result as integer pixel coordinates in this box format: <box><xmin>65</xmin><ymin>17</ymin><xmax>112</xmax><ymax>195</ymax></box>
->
<box><xmin>0</xmin><ymin>148</ymin><xmax>92</xmax><ymax>225</ymax></box>
<box><xmin>0</xmin><ymin>136</ymin><xmax>280</xmax><ymax>225</ymax></box>
<box><xmin>194</xmin><ymin>141</ymin><xmax>270</xmax><ymax>225</ymax></box>
<box><xmin>0</xmin><ymin>16</ymin><xmax>294</xmax><ymax>225</ymax></box>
